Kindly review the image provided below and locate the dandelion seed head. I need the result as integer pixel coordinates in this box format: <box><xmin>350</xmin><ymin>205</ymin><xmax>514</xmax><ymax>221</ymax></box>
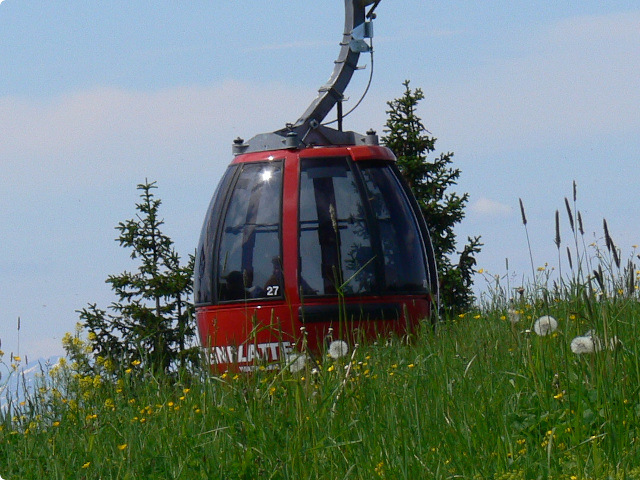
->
<box><xmin>571</xmin><ymin>335</ymin><xmax>595</xmax><ymax>354</ymax></box>
<box><xmin>533</xmin><ymin>315</ymin><xmax>558</xmax><ymax>336</ymax></box>
<box><xmin>288</xmin><ymin>353</ymin><xmax>307</xmax><ymax>373</ymax></box>
<box><xmin>328</xmin><ymin>340</ymin><xmax>349</xmax><ymax>359</ymax></box>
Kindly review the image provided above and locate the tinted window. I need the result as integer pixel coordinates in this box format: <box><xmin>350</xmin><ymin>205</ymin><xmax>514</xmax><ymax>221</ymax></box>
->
<box><xmin>299</xmin><ymin>157</ymin><xmax>429</xmax><ymax>298</ymax></box>
<box><xmin>217</xmin><ymin>162</ymin><xmax>283</xmax><ymax>301</ymax></box>
<box><xmin>299</xmin><ymin>158</ymin><xmax>376</xmax><ymax>296</ymax></box>
<box><xmin>360</xmin><ymin>164</ymin><xmax>428</xmax><ymax>292</ymax></box>
<box><xmin>194</xmin><ymin>165</ymin><xmax>238</xmax><ymax>305</ymax></box>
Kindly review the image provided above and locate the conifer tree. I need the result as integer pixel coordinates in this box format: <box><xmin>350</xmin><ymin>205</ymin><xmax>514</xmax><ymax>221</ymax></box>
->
<box><xmin>383</xmin><ymin>80</ymin><xmax>482</xmax><ymax>313</ymax></box>
<box><xmin>76</xmin><ymin>180</ymin><xmax>196</xmax><ymax>374</ymax></box>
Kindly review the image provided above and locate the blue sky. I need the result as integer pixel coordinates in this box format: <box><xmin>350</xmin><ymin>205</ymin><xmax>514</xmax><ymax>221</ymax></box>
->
<box><xmin>1</xmin><ymin>1</ymin><xmax>639</xmax><ymax>360</ymax></box>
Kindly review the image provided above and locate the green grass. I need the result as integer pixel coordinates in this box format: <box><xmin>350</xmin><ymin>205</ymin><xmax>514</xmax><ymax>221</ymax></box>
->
<box><xmin>3</xmin><ymin>289</ymin><xmax>640</xmax><ymax>479</ymax></box>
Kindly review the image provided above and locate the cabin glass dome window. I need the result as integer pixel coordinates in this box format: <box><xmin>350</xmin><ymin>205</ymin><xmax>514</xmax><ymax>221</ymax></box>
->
<box><xmin>216</xmin><ymin>161</ymin><xmax>284</xmax><ymax>302</ymax></box>
<box><xmin>358</xmin><ymin>162</ymin><xmax>429</xmax><ymax>293</ymax></box>
<box><xmin>298</xmin><ymin>157</ymin><xmax>429</xmax><ymax>299</ymax></box>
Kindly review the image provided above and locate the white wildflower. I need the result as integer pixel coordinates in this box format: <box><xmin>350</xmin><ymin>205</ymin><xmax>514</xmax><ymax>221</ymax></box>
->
<box><xmin>508</xmin><ymin>309</ymin><xmax>520</xmax><ymax>325</ymax></box>
<box><xmin>533</xmin><ymin>315</ymin><xmax>558</xmax><ymax>336</ymax></box>
<box><xmin>328</xmin><ymin>340</ymin><xmax>349</xmax><ymax>359</ymax></box>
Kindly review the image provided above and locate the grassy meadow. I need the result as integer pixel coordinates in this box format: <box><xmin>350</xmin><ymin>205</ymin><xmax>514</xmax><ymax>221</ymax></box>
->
<box><xmin>3</xmin><ymin>200</ymin><xmax>640</xmax><ymax>478</ymax></box>
<box><xmin>3</xmin><ymin>290</ymin><xmax>640</xmax><ymax>479</ymax></box>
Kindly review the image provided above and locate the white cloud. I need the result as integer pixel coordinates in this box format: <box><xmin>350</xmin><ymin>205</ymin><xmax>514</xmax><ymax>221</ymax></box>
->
<box><xmin>0</xmin><ymin>81</ymin><xmax>315</xmax><ymax>193</ymax></box>
<box><xmin>470</xmin><ymin>197</ymin><xmax>512</xmax><ymax>218</ymax></box>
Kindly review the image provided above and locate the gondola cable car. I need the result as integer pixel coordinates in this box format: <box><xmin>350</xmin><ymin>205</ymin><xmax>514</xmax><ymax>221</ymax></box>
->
<box><xmin>195</xmin><ymin>0</ymin><xmax>438</xmax><ymax>372</ymax></box>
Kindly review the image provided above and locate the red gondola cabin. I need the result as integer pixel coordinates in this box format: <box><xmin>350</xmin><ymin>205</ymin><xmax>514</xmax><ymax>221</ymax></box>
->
<box><xmin>194</xmin><ymin>0</ymin><xmax>438</xmax><ymax>372</ymax></box>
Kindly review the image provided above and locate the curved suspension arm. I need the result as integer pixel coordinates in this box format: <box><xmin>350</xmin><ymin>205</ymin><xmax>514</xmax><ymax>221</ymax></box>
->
<box><xmin>292</xmin><ymin>0</ymin><xmax>376</xmax><ymax>133</ymax></box>
<box><xmin>239</xmin><ymin>0</ymin><xmax>380</xmax><ymax>154</ymax></box>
